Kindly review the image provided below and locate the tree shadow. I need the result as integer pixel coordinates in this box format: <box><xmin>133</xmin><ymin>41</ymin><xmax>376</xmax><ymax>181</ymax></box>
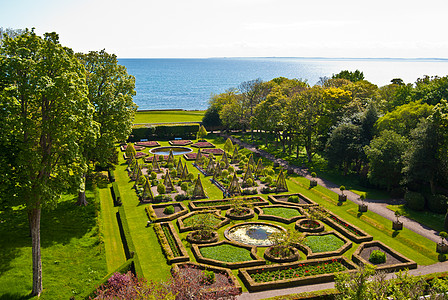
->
<box><xmin>0</xmin><ymin>293</ymin><xmax>33</xmax><ymax>300</ymax></box>
<box><xmin>357</xmin><ymin>212</ymin><xmax>364</xmax><ymax>218</ymax></box>
<box><xmin>392</xmin><ymin>231</ymin><xmax>400</xmax><ymax>238</ymax></box>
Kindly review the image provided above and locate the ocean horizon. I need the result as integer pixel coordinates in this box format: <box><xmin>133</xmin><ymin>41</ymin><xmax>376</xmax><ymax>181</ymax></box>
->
<box><xmin>118</xmin><ymin>57</ymin><xmax>448</xmax><ymax>110</ymax></box>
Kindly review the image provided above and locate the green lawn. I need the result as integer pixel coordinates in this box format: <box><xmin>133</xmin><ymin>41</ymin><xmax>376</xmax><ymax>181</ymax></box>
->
<box><xmin>0</xmin><ymin>189</ymin><xmax>107</xmax><ymax>299</ymax></box>
<box><xmin>200</xmin><ymin>244</ymin><xmax>253</xmax><ymax>263</ymax></box>
<box><xmin>262</xmin><ymin>207</ymin><xmax>301</xmax><ymax>219</ymax></box>
<box><xmin>134</xmin><ymin>110</ymin><xmax>205</xmax><ymax>124</ymax></box>
<box><xmin>304</xmin><ymin>234</ymin><xmax>345</xmax><ymax>253</ymax></box>
<box><xmin>387</xmin><ymin>204</ymin><xmax>446</xmax><ymax>233</ymax></box>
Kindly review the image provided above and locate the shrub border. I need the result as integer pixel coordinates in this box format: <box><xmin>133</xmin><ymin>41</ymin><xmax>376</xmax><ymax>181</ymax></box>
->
<box><xmin>153</xmin><ymin>222</ymin><xmax>189</xmax><ymax>264</ymax></box>
<box><xmin>192</xmin><ymin>240</ymin><xmax>266</xmax><ymax>269</ymax></box>
<box><xmin>145</xmin><ymin>202</ymin><xmax>188</xmax><ymax>222</ymax></box>
<box><xmin>322</xmin><ymin>211</ymin><xmax>373</xmax><ymax>243</ymax></box>
<box><xmin>171</xmin><ymin>262</ymin><xmax>243</xmax><ymax>295</ymax></box>
<box><xmin>264</xmin><ymin>245</ymin><xmax>300</xmax><ymax>263</ymax></box>
<box><xmin>177</xmin><ymin>210</ymin><xmax>230</xmax><ymax>233</ymax></box>
<box><xmin>268</xmin><ymin>193</ymin><xmax>319</xmax><ymax>208</ymax></box>
<box><xmin>255</xmin><ymin>204</ymin><xmax>306</xmax><ymax>224</ymax></box>
<box><xmin>295</xmin><ymin>219</ymin><xmax>325</xmax><ymax>233</ymax></box>
<box><xmin>238</xmin><ymin>256</ymin><xmax>358</xmax><ymax>292</ymax></box>
<box><xmin>225</xmin><ymin>208</ymin><xmax>255</xmax><ymax>220</ymax></box>
<box><xmin>297</xmin><ymin>231</ymin><xmax>352</xmax><ymax>259</ymax></box>
<box><xmin>352</xmin><ymin>240</ymin><xmax>417</xmax><ymax>272</ymax></box>
<box><xmin>189</xmin><ymin>196</ymin><xmax>269</xmax><ymax>211</ymax></box>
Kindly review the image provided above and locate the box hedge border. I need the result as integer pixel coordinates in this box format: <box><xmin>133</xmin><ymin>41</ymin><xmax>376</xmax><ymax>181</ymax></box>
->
<box><xmin>296</xmin><ymin>230</ymin><xmax>352</xmax><ymax>259</ymax></box>
<box><xmin>268</xmin><ymin>193</ymin><xmax>319</xmax><ymax>208</ymax></box>
<box><xmin>188</xmin><ymin>196</ymin><xmax>269</xmax><ymax>211</ymax></box>
<box><xmin>177</xmin><ymin>210</ymin><xmax>230</xmax><ymax>233</ymax></box>
<box><xmin>322</xmin><ymin>211</ymin><xmax>373</xmax><ymax>243</ymax></box>
<box><xmin>238</xmin><ymin>256</ymin><xmax>357</xmax><ymax>292</ymax></box>
<box><xmin>255</xmin><ymin>204</ymin><xmax>306</xmax><ymax>224</ymax></box>
<box><xmin>129</xmin><ymin>124</ymin><xmax>200</xmax><ymax>142</ymax></box>
<box><xmin>191</xmin><ymin>240</ymin><xmax>266</xmax><ymax>269</ymax></box>
<box><xmin>352</xmin><ymin>240</ymin><xmax>417</xmax><ymax>272</ymax></box>
<box><xmin>145</xmin><ymin>202</ymin><xmax>188</xmax><ymax>223</ymax></box>
<box><xmin>154</xmin><ymin>222</ymin><xmax>189</xmax><ymax>264</ymax></box>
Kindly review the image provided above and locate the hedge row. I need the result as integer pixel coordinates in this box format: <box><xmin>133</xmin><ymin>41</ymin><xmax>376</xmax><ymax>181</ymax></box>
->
<box><xmin>153</xmin><ymin>222</ymin><xmax>189</xmax><ymax>264</ymax></box>
<box><xmin>129</xmin><ymin>124</ymin><xmax>200</xmax><ymax>141</ymax></box>
<box><xmin>116</xmin><ymin>206</ymin><xmax>143</xmax><ymax>277</ymax></box>
<box><xmin>108</xmin><ymin>168</ymin><xmax>115</xmax><ymax>182</ymax></box>
<box><xmin>111</xmin><ymin>182</ymin><xmax>122</xmax><ymax>206</ymax></box>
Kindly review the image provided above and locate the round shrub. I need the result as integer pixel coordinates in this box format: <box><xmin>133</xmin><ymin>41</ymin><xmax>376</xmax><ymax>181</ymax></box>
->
<box><xmin>265</xmin><ymin>175</ymin><xmax>273</xmax><ymax>185</ymax></box>
<box><xmin>405</xmin><ymin>190</ymin><xmax>426</xmax><ymax>211</ymax></box>
<box><xmin>200</xmin><ymin>270</ymin><xmax>215</xmax><ymax>285</ymax></box>
<box><xmin>170</xmin><ymin>169</ymin><xmax>177</xmax><ymax>178</ymax></box>
<box><xmin>187</xmin><ymin>173</ymin><xmax>195</xmax><ymax>181</ymax></box>
<box><xmin>369</xmin><ymin>250</ymin><xmax>386</xmax><ymax>264</ymax></box>
<box><xmin>151</xmin><ymin>179</ymin><xmax>159</xmax><ymax>186</ymax></box>
<box><xmin>222</xmin><ymin>170</ymin><xmax>229</xmax><ymax>177</ymax></box>
<box><xmin>427</xmin><ymin>194</ymin><xmax>448</xmax><ymax>213</ymax></box>
<box><xmin>227</xmin><ymin>175</ymin><xmax>233</xmax><ymax>182</ymax></box>
<box><xmin>158</xmin><ymin>155</ymin><xmax>164</xmax><ymax>161</ymax></box>
<box><xmin>150</xmin><ymin>171</ymin><xmax>157</xmax><ymax>180</ymax></box>
<box><xmin>288</xmin><ymin>195</ymin><xmax>299</xmax><ymax>203</ymax></box>
<box><xmin>157</xmin><ymin>183</ymin><xmax>166</xmax><ymax>194</ymax></box>
<box><xmin>167</xmin><ymin>162</ymin><xmax>174</xmax><ymax>169</ymax></box>
<box><xmin>163</xmin><ymin>205</ymin><xmax>175</xmax><ymax>214</ymax></box>
<box><xmin>175</xmin><ymin>194</ymin><xmax>189</xmax><ymax>201</ymax></box>
<box><xmin>180</xmin><ymin>182</ymin><xmax>189</xmax><ymax>192</ymax></box>
<box><xmin>246</xmin><ymin>178</ymin><xmax>254</xmax><ymax>187</ymax></box>
<box><xmin>228</xmin><ymin>166</ymin><xmax>235</xmax><ymax>173</ymax></box>
<box><xmin>267</xmin><ymin>168</ymin><xmax>275</xmax><ymax>177</ymax></box>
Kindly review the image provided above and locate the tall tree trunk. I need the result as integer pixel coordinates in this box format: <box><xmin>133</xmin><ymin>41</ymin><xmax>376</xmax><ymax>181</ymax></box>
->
<box><xmin>444</xmin><ymin>209</ymin><xmax>448</xmax><ymax>230</ymax></box>
<box><xmin>30</xmin><ymin>208</ymin><xmax>42</xmax><ymax>296</ymax></box>
<box><xmin>76</xmin><ymin>173</ymin><xmax>88</xmax><ymax>206</ymax></box>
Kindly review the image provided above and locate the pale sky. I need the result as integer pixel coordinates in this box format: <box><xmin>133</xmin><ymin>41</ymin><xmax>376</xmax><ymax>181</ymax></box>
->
<box><xmin>2</xmin><ymin>0</ymin><xmax>448</xmax><ymax>58</ymax></box>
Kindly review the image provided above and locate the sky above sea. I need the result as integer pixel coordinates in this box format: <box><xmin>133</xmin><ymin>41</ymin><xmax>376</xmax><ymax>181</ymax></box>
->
<box><xmin>118</xmin><ymin>57</ymin><xmax>448</xmax><ymax>110</ymax></box>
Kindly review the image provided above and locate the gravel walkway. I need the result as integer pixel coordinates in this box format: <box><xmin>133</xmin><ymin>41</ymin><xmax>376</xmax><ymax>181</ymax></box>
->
<box><xmin>220</xmin><ymin>134</ymin><xmax>448</xmax><ymax>300</ymax></box>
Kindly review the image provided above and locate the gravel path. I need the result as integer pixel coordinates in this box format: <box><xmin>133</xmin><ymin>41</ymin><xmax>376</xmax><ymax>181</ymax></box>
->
<box><xmin>220</xmin><ymin>134</ymin><xmax>448</xmax><ymax>300</ymax></box>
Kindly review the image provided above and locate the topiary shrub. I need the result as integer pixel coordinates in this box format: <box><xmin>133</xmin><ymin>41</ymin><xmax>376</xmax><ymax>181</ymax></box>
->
<box><xmin>405</xmin><ymin>190</ymin><xmax>426</xmax><ymax>211</ymax></box>
<box><xmin>180</xmin><ymin>182</ymin><xmax>189</xmax><ymax>192</ymax></box>
<box><xmin>163</xmin><ymin>205</ymin><xmax>175</xmax><ymax>215</ymax></box>
<box><xmin>150</xmin><ymin>171</ymin><xmax>157</xmax><ymax>180</ymax></box>
<box><xmin>175</xmin><ymin>194</ymin><xmax>189</xmax><ymax>201</ymax></box>
<box><xmin>222</xmin><ymin>170</ymin><xmax>229</xmax><ymax>178</ymax></box>
<box><xmin>427</xmin><ymin>194</ymin><xmax>448</xmax><ymax>213</ymax></box>
<box><xmin>369</xmin><ymin>250</ymin><xmax>386</xmax><ymax>264</ymax></box>
<box><xmin>157</xmin><ymin>183</ymin><xmax>166</xmax><ymax>194</ymax></box>
<box><xmin>288</xmin><ymin>195</ymin><xmax>300</xmax><ymax>203</ymax></box>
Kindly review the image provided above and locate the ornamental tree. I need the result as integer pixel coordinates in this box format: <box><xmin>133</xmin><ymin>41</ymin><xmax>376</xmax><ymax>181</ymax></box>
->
<box><xmin>0</xmin><ymin>30</ymin><xmax>96</xmax><ymax>296</ymax></box>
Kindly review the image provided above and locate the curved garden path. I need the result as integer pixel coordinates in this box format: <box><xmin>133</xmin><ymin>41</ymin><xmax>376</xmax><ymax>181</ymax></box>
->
<box><xmin>219</xmin><ymin>134</ymin><xmax>448</xmax><ymax>299</ymax></box>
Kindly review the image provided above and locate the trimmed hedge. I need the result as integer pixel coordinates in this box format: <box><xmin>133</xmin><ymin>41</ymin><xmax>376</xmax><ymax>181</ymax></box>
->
<box><xmin>427</xmin><ymin>194</ymin><xmax>448</xmax><ymax>213</ymax></box>
<box><xmin>129</xmin><ymin>124</ymin><xmax>200</xmax><ymax>141</ymax></box>
<box><xmin>153</xmin><ymin>222</ymin><xmax>189</xmax><ymax>264</ymax></box>
<box><xmin>405</xmin><ymin>190</ymin><xmax>426</xmax><ymax>211</ymax></box>
<box><xmin>108</xmin><ymin>168</ymin><xmax>116</xmax><ymax>182</ymax></box>
<box><xmin>111</xmin><ymin>182</ymin><xmax>122</xmax><ymax>206</ymax></box>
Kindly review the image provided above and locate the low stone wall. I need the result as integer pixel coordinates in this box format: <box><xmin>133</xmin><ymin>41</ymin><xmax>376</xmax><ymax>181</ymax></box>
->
<box><xmin>177</xmin><ymin>210</ymin><xmax>230</xmax><ymax>232</ymax></box>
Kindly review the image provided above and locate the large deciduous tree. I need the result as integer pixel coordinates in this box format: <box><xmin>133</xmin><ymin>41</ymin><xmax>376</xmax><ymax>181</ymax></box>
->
<box><xmin>0</xmin><ymin>30</ymin><xmax>96</xmax><ymax>296</ymax></box>
<box><xmin>76</xmin><ymin>50</ymin><xmax>137</xmax><ymax>205</ymax></box>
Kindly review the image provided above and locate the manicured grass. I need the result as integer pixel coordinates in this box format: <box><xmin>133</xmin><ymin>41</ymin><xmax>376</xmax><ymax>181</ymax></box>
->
<box><xmin>134</xmin><ymin>110</ymin><xmax>205</xmax><ymax>124</ymax></box>
<box><xmin>262</xmin><ymin>207</ymin><xmax>301</xmax><ymax>219</ymax></box>
<box><xmin>199</xmin><ymin>244</ymin><xmax>253</xmax><ymax>263</ymax></box>
<box><xmin>387</xmin><ymin>204</ymin><xmax>446</xmax><ymax>233</ymax></box>
<box><xmin>99</xmin><ymin>185</ymin><xmax>126</xmax><ymax>272</ymax></box>
<box><xmin>304</xmin><ymin>234</ymin><xmax>345</xmax><ymax>253</ymax></box>
<box><xmin>0</xmin><ymin>189</ymin><xmax>107</xmax><ymax>299</ymax></box>
<box><xmin>182</xmin><ymin>214</ymin><xmax>222</xmax><ymax>227</ymax></box>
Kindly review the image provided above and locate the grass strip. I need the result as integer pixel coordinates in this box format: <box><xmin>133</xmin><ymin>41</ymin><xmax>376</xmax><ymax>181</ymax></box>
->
<box><xmin>304</xmin><ymin>234</ymin><xmax>345</xmax><ymax>253</ymax></box>
<box><xmin>262</xmin><ymin>207</ymin><xmax>301</xmax><ymax>219</ymax></box>
<box><xmin>200</xmin><ymin>244</ymin><xmax>253</xmax><ymax>263</ymax></box>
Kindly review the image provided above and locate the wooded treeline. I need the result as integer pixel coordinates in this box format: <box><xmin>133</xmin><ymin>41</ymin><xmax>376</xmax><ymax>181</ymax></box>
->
<box><xmin>203</xmin><ymin>72</ymin><xmax>448</xmax><ymax>213</ymax></box>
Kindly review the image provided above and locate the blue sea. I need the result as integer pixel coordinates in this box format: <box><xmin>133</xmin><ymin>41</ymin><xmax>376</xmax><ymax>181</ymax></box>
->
<box><xmin>118</xmin><ymin>57</ymin><xmax>448</xmax><ymax>110</ymax></box>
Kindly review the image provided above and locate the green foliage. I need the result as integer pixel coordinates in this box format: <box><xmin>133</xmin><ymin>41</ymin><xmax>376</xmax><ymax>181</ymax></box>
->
<box><xmin>157</xmin><ymin>183</ymin><xmax>166</xmax><ymax>194</ymax></box>
<box><xmin>197</xmin><ymin>125</ymin><xmax>208</xmax><ymax>140</ymax></box>
<box><xmin>150</xmin><ymin>171</ymin><xmax>157</xmax><ymax>180</ymax></box>
<box><xmin>163</xmin><ymin>205</ymin><xmax>175</xmax><ymax>215</ymax></box>
<box><xmin>262</xmin><ymin>207</ymin><xmax>301</xmax><ymax>219</ymax></box>
<box><xmin>200</xmin><ymin>270</ymin><xmax>216</xmax><ymax>285</ymax></box>
<box><xmin>129</xmin><ymin>124</ymin><xmax>200</xmax><ymax>141</ymax></box>
<box><xmin>404</xmin><ymin>190</ymin><xmax>426</xmax><ymax>211</ymax></box>
<box><xmin>369</xmin><ymin>250</ymin><xmax>386</xmax><ymax>264</ymax></box>
<box><xmin>304</xmin><ymin>234</ymin><xmax>345</xmax><ymax>253</ymax></box>
<box><xmin>180</xmin><ymin>182</ymin><xmax>189</xmax><ymax>192</ymax></box>
<box><xmin>199</xmin><ymin>244</ymin><xmax>253</xmax><ymax>263</ymax></box>
<box><xmin>427</xmin><ymin>194</ymin><xmax>448</xmax><ymax>213</ymax></box>
<box><xmin>332</xmin><ymin>70</ymin><xmax>365</xmax><ymax>82</ymax></box>
<box><xmin>288</xmin><ymin>195</ymin><xmax>300</xmax><ymax>203</ymax></box>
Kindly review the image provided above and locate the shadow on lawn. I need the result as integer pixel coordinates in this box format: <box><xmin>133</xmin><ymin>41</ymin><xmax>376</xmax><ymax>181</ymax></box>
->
<box><xmin>0</xmin><ymin>293</ymin><xmax>33</xmax><ymax>300</ymax></box>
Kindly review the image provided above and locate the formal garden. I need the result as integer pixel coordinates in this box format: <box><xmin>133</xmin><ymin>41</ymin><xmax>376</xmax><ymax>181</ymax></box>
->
<box><xmin>103</xmin><ymin>132</ymin><xmax>444</xmax><ymax>298</ymax></box>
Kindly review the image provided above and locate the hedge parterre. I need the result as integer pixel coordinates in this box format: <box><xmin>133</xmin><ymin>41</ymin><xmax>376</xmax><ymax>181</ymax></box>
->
<box><xmin>250</xmin><ymin>259</ymin><xmax>347</xmax><ymax>283</ymax></box>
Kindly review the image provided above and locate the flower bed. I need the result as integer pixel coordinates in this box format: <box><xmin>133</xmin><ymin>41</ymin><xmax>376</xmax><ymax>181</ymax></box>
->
<box><xmin>191</xmin><ymin>141</ymin><xmax>216</xmax><ymax>148</ymax></box>
<box><xmin>189</xmin><ymin>196</ymin><xmax>269</xmax><ymax>211</ymax></box>
<box><xmin>145</xmin><ymin>202</ymin><xmax>188</xmax><ymax>222</ymax></box>
<box><xmin>135</xmin><ymin>141</ymin><xmax>160</xmax><ymax>147</ymax></box>
<box><xmin>177</xmin><ymin>210</ymin><xmax>230</xmax><ymax>232</ymax></box>
<box><xmin>135</xmin><ymin>152</ymin><xmax>149</xmax><ymax>159</ymax></box>
<box><xmin>322</xmin><ymin>212</ymin><xmax>373</xmax><ymax>243</ymax></box>
<box><xmin>153</xmin><ymin>222</ymin><xmax>189</xmax><ymax>264</ymax></box>
<box><xmin>268</xmin><ymin>193</ymin><xmax>318</xmax><ymax>208</ymax></box>
<box><xmin>192</xmin><ymin>240</ymin><xmax>265</xmax><ymax>269</ymax></box>
<box><xmin>297</xmin><ymin>231</ymin><xmax>352</xmax><ymax>259</ymax></box>
<box><xmin>169</xmin><ymin>140</ymin><xmax>192</xmax><ymax>146</ymax></box>
<box><xmin>121</xmin><ymin>144</ymin><xmax>145</xmax><ymax>152</ymax></box>
<box><xmin>264</xmin><ymin>246</ymin><xmax>300</xmax><ymax>263</ymax></box>
<box><xmin>255</xmin><ymin>205</ymin><xmax>306</xmax><ymax>224</ymax></box>
<box><xmin>202</xmin><ymin>148</ymin><xmax>225</xmax><ymax>155</ymax></box>
<box><xmin>183</xmin><ymin>152</ymin><xmax>210</xmax><ymax>161</ymax></box>
<box><xmin>295</xmin><ymin>219</ymin><xmax>325</xmax><ymax>233</ymax></box>
<box><xmin>352</xmin><ymin>240</ymin><xmax>417</xmax><ymax>272</ymax></box>
<box><xmin>144</xmin><ymin>155</ymin><xmax>169</xmax><ymax>163</ymax></box>
<box><xmin>187</xmin><ymin>230</ymin><xmax>219</xmax><ymax>244</ymax></box>
<box><xmin>225</xmin><ymin>208</ymin><xmax>255</xmax><ymax>220</ymax></box>
<box><xmin>171</xmin><ymin>262</ymin><xmax>242</xmax><ymax>296</ymax></box>
<box><xmin>239</xmin><ymin>256</ymin><xmax>357</xmax><ymax>292</ymax></box>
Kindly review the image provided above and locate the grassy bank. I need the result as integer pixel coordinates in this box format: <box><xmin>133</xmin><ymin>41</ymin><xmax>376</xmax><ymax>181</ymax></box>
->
<box><xmin>134</xmin><ymin>110</ymin><xmax>205</xmax><ymax>124</ymax></box>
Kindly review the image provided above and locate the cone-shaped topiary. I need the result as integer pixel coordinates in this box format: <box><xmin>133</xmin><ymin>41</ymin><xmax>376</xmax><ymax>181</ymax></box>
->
<box><xmin>275</xmin><ymin>170</ymin><xmax>288</xmax><ymax>192</ymax></box>
<box><xmin>231</xmin><ymin>146</ymin><xmax>239</xmax><ymax>163</ymax></box>
<box><xmin>142</xmin><ymin>177</ymin><xmax>154</xmax><ymax>201</ymax></box>
<box><xmin>228</xmin><ymin>173</ymin><xmax>242</xmax><ymax>195</ymax></box>
<box><xmin>176</xmin><ymin>157</ymin><xmax>183</xmax><ymax>175</ymax></box>
<box><xmin>192</xmin><ymin>174</ymin><xmax>206</xmax><ymax>199</ymax></box>
<box><xmin>220</xmin><ymin>151</ymin><xmax>229</xmax><ymax>169</ymax></box>
<box><xmin>152</xmin><ymin>154</ymin><xmax>161</xmax><ymax>172</ymax></box>
<box><xmin>163</xmin><ymin>169</ymin><xmax>175</xmax><ymax>192</ymax></box>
